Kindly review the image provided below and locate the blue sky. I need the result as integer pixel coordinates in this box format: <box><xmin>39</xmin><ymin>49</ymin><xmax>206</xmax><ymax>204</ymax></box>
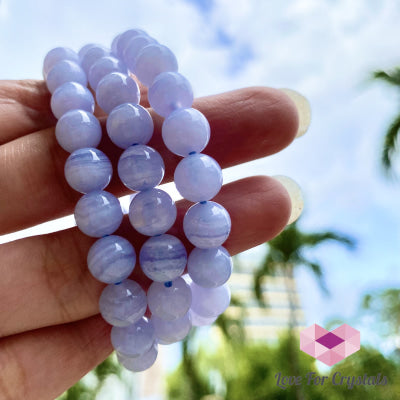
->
<box><xmin>1</xmin><ymin>0</ymin><xmax>400</xmax><ymax>375</ymax></box>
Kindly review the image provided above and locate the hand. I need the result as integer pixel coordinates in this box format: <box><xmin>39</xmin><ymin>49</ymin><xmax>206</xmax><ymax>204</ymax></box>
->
<box><xmin>0</xmin><ymin>79</ymin><xmax>298</xmax><ymax>400</ymax></box>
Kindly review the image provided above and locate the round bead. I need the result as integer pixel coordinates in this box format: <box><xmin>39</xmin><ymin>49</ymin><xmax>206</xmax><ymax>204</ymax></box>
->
<box><xmin>96</xmin><ymin>72</ymin><xmax>140</xmax><ymax>114</ymax></box>
<box><xmin>46</xmin><ymin>60</ymin><xmax>87</xmax><ymax>94</ymax></box>
<box><xmin>189</xmin><ymin>308</ymin><xmax>217</xmax><ymax>327</ymax></box>
<box><xmin>188</xmin><ymin>247</ymin><xmax>232</xmax><ymax>288</ymax></box>
<box><xmin>162</xmin><ymin>108</ymin><xmax>210</xmax><ymax>156</ymax></box>
<box><xmin>64</xmin><ymin>148</ymin><xmax>112</xmax><ymax>193</ymax></box>
<box><xmin>183</xmin><ymin>201</ymin><xmax>231</xmax><ymax>248</ymax></box>
<box><xmin>111</xmin><ymin>34</ymin><xmax>121</xmax><ymax>56</ymax></box>
<box><xmin>129</xmin><ymin>189</ymin><xmax>177</xmax><ymax>236</ymax></box>
<box><xmin>139</xmin><ymin>234</ymin><xmax>187</xmax><ymax>282</ymax></box>
<box><xmin>147</xmin><ymin>277</ymin><xmax>192</xmax><ymax>321</ymax></box>
<box><xmin>78</xmin><ymin>43</ymin><xmax>96</xmax><ymax>60</ymax></box>
<box><xmin>134</xmin><ymin>44</ymin><xmax>178</xmax><ymax>87</ymax></box>
<box><xmin>80</xmin><ymin>45</ymin><xmax>109</xmax><ymax>74</ymax></box>
<box><xmin>111</xmin><ymin>317</ymin><xmax>155</xmax><ymax>357</ymax></box>
<box><xmin>43</xmin><ymin>47</ymin><xmax>79</xmax><ymax>78</ymax></box>
<box><xmin>148</xmin><ymin>72</ymin><xmax>193</xmax><ymax>117</ymax></box>
<box><xmin>117</xmin><ymin>342</ymin><xmax>158</xmax><ymax>372</ymax></box>
<box><xmin>87</xmin><ymin>235</ymin><xmax>136</xmax><ymax>284</ymax></box>
<box><xmin>99</xmin><ymin>280</ymin><xmax>147</xmax><ymax>327</ymax></box>
<box><xmin>151</xmin><ymin>312</ymin><xmax>191</xmax><ymax>344</ymax></box>
<box><xmin>88</xmin><ymin>56</ymin><xmax>126</xmax><ymax>90</ymax></box>
<box><xmin>74</xmin><ymin>191</ymin><xmax>123</xmax><ymax>237</ymax></box>
<box><xmin>174</xmin><ymin>153</ymin><xmax>222</xmax><ymax>202</ymax></box>
<box><xmin>107</xmin><ymin>103</ymin><xmax>154</xmax><ymax>148</ymax></box>
<box><xmin>51</xmin><ymin>82</ymin><xmax>95</xmax><ymax>119</ymax></box>
<box><xmin>190</xmin><ymin>281</ymin><xmax>231</xmax><ymax>318</ymax></box>
<box><xmin>118</xmin><ymin>145</ymin><xmax>164</xmax><ymax>191</ymax></box>
<box><xmin>55</xmin><ymin>110</ymin><xmax>102</xmax><ymax>153</ymax></box>
<box><xmin>123</xmin><ymin>35</ymin><xmax>156</xmax><ymax>72</ymax></box>
<box><xmin>116</xmin><ymin>28</ymin><xmax>146</xmax><ymax>59</ymax></box>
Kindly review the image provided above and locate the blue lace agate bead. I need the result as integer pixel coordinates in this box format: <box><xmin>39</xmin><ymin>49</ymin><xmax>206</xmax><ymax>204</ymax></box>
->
<box><xmin>111</xmin><ymin>34</ymin><xmax>121</xmax><ymax>56</ymax></box>
<box><xmin>162</xmin><ymin>108</ymin><xmax>210</xmax><ymax>156</ymax></box>
<box><xmin>183</xmin><ymin>201</ymin><xmax>231</xmax><ymax>248</ymax></box>
<box><xmin>51</xmin><ymin>82</ymin><xmax>95</xmax><ymax>119</ymax></box>
<box><xmin>74</xmin><ymin>191</ymin><xmax>123</xmax><ymax>237</ymax></box>
<box><xmin>111</xmin><ymin>317</ymin><xmax>155</xmax><ymax>357</ymax></box>
<box><xmin>88</xmin><ymin>56</ymin><xmax>126</xmax><ymax>90</ymax></box>
<box><xmin>55</xmin><ymin>110</ymin><xmax>102</xmax><ymax>153</ymax></box>
<box><xmin>117</xmin><ymin>342</ymin><xmax>158</xmax><ymax>372</ymax></box>
<box><xmin>99</xmin><ymin>279</ymin><xmax>146</xmax><ymax>327</ymax></box>
<box><xmin>107</xmin><ymin>103</ymin><xmax>154</xmax><ymax>148</ymax></box>
<box><xmin>46</xmin><ymin>60</ymin><xmax>87</xmax><ymax>94</ymax></box>
<box><xmin>78</xmin><ymin>43</ymin><xmax>96</xmax><ymax>60</ymax></box>
<box><xmin>147</xmin><ymin>277</ymin><xmax>192</xmax><ymax>321</ymax></box>
<box><xmin>139</xmin><ymin>234</ymin><xmax>187</xmax><ymax>282</ymax></box>
<box><xmin>64</xmin><ymin>148</ymin><xmax>112</xmax><ymax>193</ymax></box>
<box><xmin>174</xmin><ymin>153</ymin><xmax>222</xmax><ymax>202</ymax></box>
<box><xmin>188</xmin><ymin>246</ymin><xmax>232</xmax><ymax>288</ymax></box>
<box><xmin>43</xmin><ymin>47</ymin><xmax>79</xmax><ymax>78</ymax></box>
<box><xmin>80</xmin><ymin>45</ymin><xmax>109</xmax><ymax>74</ymax></box>
<box><xmin>151</xmin><ymin>312</ymin><xmax>192</xmax><ymax>344</ymax></box>
<box><xmin>189</xmin><ymin>308</ymin><xmax>217</xmax><ymax>327</ymax></box>
<box><xmin>190</xmin><ymin>281</ymin><xmax>231</xmax><ymax>318</ymax></box>
<box><xmin>96</xmin><ymin>72</ymin><xmax>140</xmax><ymax>114</ymax></box>
<box><xmin>129</xmin><ymin>189</ymin><xmax>177</xmax><ymax>236</ymax></box>
<box><xmin>118</xmin><ymin>145</ymin><xmax>164</xmax><ymax>191</ymax></box>
<box><xmin>123</xmin><ymin>35</ymin><xmax>156</xmax><ymax>72</ymax></box>
<box><xmin>134</xmin><ymin>44</ymin><xmax>178</xmax><ymax>87</ymax></box>
<box><xmin>116</xmin><ymin>28</ymin><xmax>146</xmax><ymax>60</ymax></box>
<box><xmin>87</xmin><ymin>235</ymin><xmax>136</xmax><ymax>283</ymax></box>
<box><xmin>148</xmin><ymin>72</ymin><xmax>193</xmax><ymax>117</ymax></box>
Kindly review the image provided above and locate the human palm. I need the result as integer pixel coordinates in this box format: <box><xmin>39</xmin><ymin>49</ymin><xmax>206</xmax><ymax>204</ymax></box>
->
<box><xmin>0</xmin><ymin>79</ymin><xmax>298</xmax><ymax>399</ymax></box>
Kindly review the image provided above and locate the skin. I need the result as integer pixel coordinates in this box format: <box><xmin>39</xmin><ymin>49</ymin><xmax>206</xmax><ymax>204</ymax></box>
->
<box><xmin>0</xmin><ymin>79</ymin><xmax>298</xmax><ymax>400</ymax></box>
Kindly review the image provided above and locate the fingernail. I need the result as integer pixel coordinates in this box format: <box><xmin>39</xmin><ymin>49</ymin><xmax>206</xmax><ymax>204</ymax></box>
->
<box><xmin>272</xmin><ymin>175</ymin><xmax>304</xmax><ymax>224</ymax></box>
<box><xmin>280</xmin><ymin>88</ymin><xmax>311</xmax><ymax>138</ymax></box>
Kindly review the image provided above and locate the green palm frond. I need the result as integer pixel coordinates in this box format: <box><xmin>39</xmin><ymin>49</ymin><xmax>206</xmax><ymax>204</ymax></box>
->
<box><xmin>299</xmin><ymin>258</ymin><xmax>329</xmax><ymax>296</ymax></box>
<box><xmin>382</xmin><ymin>112</ymin><xmax>400</xmax><ymax>171</ymax></box>
<box><xmin>253</xmin><ymin>254</ymin><xmax>277</xmax><ymax>305</ymax></box>
<box><xmin>372</xmin><ymin>69</ymin><xmax>400</xmax><ymax>86</ymax></box>
<box><xmin>300</xmin><ymin>231</ymin><xmax>356</xmax><ymax>249</ymax></box>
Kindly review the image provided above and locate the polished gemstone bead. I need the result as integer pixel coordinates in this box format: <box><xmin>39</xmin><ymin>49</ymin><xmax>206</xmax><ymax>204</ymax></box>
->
<box><xmin>55</xmin><ymin>109</ymin><xmax>102</xmax><ymax>153</ymax></box>
<box><xmin>183</xmin><ymin>201</ymin><xmax>231</xmax><ymax>248</ymax></box>
<box><xmin>99</xmin><ymin>279</ymin><xmax>146</xmax><ymax>327</ymax></box>
<box><xmin>87</xmin><ymin>235</ymin><xmax>136</xmax><ymax>283</ymax></box>
<box><xmin>147</xmin><ymin>277</ymin><xmax>192</xmax><ymax>321</ymax></box>
<box><xmin>123</xmin><ymin>35</ymin><xmax>156</xmax><ymax>72</ymax></box>
<box><xmin>111</xmin><ymin>317</ymin><xmax>155</xmax><ymax>357</ymax></box>
<box><xmin>151</xmin><ymin>312</ymin><xmax>191</xmax><ymax>344</ymax></box>
<box><xmin>139</xmin><ymin>234</ymin><xmax>187</xmax><ymax>282</ymax></box>
<box><xmin>162</xmin><ymin>108</ymin><xmax>210</xmax><ymax>156</ymax></box>
<box><xmin>78</xmin><ymin>43</ymin><xmax>96</xmax><ymax>60</ymax></box>
<box><xmin>96</xmin><ymin>72</ymin><xmax>140</xmax><ymax>114</ymax></box>
<box><xmin>148</xmin><ymin>72</ymin><xmax>193</xmax><ymax>117</ymax></box>
<box><xmin>74</xmin><ymin>191</ymin><xmax>123</xmax><ymax>237</ymax></box>
<box><xmin>116</xmin><ymin>28</ymin><xmax>147</xmax><ymax>59</ymax></box>
<box><xmin>117</xmin><ymin>342</ymin><xmax>158</xmax><ymax>372</ymax></box>
<box><xmin>111</xmin><ymin>34</ymin><xmax>121</xmax><ymax>56</ymax></box>
<box><xmin>174</xmin><ymin>153</ymin><xmax>222</xmax><ymax>202</ymax></box>
<box><xmin>46</xmin><ymin>60</ymin><xmax>87</xmax><ymax>94</ymax></box>
<box><xmin>190</xmin><ymin>281</ymin><xmax>231</xmax><ymax>318</ymax></box>
<box><xmin>64</xmin><ymin>148</ymin><xmax>112</xmax><ymax>193</ymax></box>
<box><xmin>81</xmin><ymin>45</ymin><xmax>109</xmax><ymax>74</ymax></box>
<box><xmin>188</xmin><ymin>247</ymin><xmax>232</xmax><ymax>288</ymax></box>
<box><xmin>107</xmin><ymin>103</ymin><xmax>154</xmax><ymax>148</ymax></box>
<box><xmin>51</xmin><ymin>82</ymin><xmax>95</xmax><ymax>119</ymax></box>
<box><xmin>88</xmin><ymin>56</ymin><xmax>126</xmax><ymax>90</ymax></box>
<box><xmin>118</xmin><ymin>145</ymin><xmax>164</xmax><ymax>191</ymax></box>
<box><xmin>129</xmin><ymin>189</ymin><xmax>176</xmax><ymax>236</ymax></box>
<box><xmin>189</xmin><ymin>308</ymin><xmax>217</xmax><ymax>327</ymax></box>
<box><xmin>134</xmin><ymin>44</ymin><xmax>178</xmax><ymax>87</ymax></box>
<box><xmin>43</xmin><ymin>47</ymin><xmax>79</xmax><ymax>78</ymax></box>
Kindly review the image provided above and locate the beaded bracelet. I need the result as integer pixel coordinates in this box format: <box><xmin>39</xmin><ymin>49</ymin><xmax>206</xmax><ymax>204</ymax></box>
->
<box><xmin>43</xmin><ymin>28</ymin><xmax>232</xmax><ymax>372</ymax></box>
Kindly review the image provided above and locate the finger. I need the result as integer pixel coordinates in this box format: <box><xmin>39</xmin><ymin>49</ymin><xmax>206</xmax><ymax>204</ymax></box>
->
<box><xmin>0</xmin><ymin>86</ymin><xmax>298</xmax><ymax>235</ymax></box>
<box><xmin>0</xmin><ymin>80</ymin><xmax>56</xmax><ymax>145</ymax></box>
<box><xmin>0</xmin><ymin>315</ymin><xmax>112</xmax><ymax>400</ymax></box>
<box><xmin>0</xmin><ymin>176</ymin><xmax>291</xmax><ymax>337</ymax></box>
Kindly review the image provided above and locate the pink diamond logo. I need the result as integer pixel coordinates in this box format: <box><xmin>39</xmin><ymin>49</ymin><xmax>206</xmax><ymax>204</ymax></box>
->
<box><xmin>300</xmin><ymin>324</ymin><xmax>360</xmax><ymax>366</ymax></box>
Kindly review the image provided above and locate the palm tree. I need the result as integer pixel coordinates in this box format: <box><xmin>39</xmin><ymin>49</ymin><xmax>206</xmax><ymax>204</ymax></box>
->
<box><xmin>372</xmin><ymin>67</ymin><xmax>400</xmax><ymax>172</ymax></box>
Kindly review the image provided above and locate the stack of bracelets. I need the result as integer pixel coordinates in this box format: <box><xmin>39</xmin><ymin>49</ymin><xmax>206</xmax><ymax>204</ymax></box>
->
<box><xmin>42</xmin><ymin>28</ymin><xmax>232</xmax><ymax>372</ymax></box>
